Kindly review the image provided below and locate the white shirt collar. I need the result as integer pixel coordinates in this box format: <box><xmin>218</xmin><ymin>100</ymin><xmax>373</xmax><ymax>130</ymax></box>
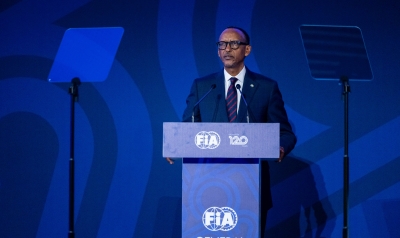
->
<box><xmin>224</xmin><ymin>66</ymin><xmax>246</xmax><ymax>83</ymax></box>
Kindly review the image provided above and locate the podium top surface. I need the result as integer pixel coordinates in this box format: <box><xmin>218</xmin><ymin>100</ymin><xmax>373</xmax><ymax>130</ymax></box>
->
<box><xmin>163</xmin><ymin>122</ymin><xmax>280</xmax><ymax>159</ymax></box>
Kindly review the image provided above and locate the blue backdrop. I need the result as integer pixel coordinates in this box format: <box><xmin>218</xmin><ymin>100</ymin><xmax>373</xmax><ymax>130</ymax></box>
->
<box><xmin>1</xmin><ymin>0</ymin><xmax>399</xmax><ymax>237</ymax></box>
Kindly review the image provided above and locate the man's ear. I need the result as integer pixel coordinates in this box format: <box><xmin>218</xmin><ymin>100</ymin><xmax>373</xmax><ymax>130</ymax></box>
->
<box><xmin>245</xmin><ymin>45</ymin><xmax>252</xmax><ymax>56</ymax></box>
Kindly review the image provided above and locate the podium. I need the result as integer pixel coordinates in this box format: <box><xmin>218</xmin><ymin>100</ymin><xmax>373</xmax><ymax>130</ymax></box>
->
<box><xmin>163</xmin><ymin>122</ymin><xmax>279</xmax><ymax>238</ymax></box>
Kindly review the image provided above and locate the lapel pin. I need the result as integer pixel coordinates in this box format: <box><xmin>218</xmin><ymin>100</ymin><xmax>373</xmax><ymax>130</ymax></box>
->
<box><xmin>250</xmin><ymin>84</ymin><xmax>254</xmax><ymax>87</ymax></box>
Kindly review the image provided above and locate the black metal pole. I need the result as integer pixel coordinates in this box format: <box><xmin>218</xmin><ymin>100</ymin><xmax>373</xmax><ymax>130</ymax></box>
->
<box><xmin>68</xmin><ymin>77</ymin><xmax>80</xmax><ymax>238</ymax></box>
<box><xmin>341</xmin><ymin>76</ymin><xmax>350</xmax><ymax>238</ymax></box>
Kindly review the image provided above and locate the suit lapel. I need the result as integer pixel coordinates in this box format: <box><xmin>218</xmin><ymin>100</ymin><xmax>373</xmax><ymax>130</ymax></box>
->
<box><xmin>238</xmin><ymin>69</ymin><xmax>259</xmax><ymax>122</ymax></box>
<box><xmin>213</xmin><ymin>71</ymin><xmax>229</xmax><ymax>122</ymax></box>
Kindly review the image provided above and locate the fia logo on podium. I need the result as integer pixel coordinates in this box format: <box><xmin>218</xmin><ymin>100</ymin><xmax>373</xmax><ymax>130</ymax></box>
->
<box><xmin>202</xmin><ymin>207</ymin><xmax>238</xmax><ymax>231</ymax></box>
<box><xmin>195</xmin><ymin>131</ymin><xmax>221</xmax><ymax>149</ymax></box>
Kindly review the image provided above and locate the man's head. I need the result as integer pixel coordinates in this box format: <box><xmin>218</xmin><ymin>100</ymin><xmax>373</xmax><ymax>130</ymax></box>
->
<box><xmin>217</xmin><ymin>27</ymin><xmax>252</xmax><ymax>75</ymax></box>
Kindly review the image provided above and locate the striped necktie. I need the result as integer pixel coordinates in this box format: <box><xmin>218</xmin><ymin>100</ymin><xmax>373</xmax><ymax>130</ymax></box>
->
<box><xmin>226</xmin><ymin>77</ymin><xmax>238</xmax><ymax>122</ymax></box>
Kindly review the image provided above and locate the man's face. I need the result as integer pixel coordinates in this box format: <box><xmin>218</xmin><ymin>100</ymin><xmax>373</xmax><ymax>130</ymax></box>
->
<box><xmin>217</xmin><ymin>28</ymin><xmax>251</xmax><ymax>70</ymax></box>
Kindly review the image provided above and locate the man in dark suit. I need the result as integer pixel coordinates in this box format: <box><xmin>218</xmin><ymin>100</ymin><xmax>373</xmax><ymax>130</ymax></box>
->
<box><xmin>167</xmin><ymin>26</ymin><xmax>296</xmax><ymax>236</ymax></box>
<box><xmin>180</xmin><ymin>26</ymin><xmax>296</xmax><ymax>156</ymax></box>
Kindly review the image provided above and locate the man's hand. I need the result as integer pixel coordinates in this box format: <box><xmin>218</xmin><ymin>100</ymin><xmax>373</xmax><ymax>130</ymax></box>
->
<box><xmin>166</xmin><ymin>157</ymin><xmax>174</xmax><ymax>164</ymax></box>
<box><xmin>276</xmin><ymin>147</ymin><xmax>285</xmax><ymax>163</ymax></box>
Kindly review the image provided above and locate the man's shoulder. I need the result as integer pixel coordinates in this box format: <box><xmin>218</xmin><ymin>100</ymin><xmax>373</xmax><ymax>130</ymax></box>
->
<box><xmin>246</xmin><ymin>69</ymin><xmax>277</xmax><ymax>85</ymax></box>
<box><xmin>196</xmin><ymin>71</ymin><xmax>221</xmax><ymax>80</ymax></box>
<box><xmin>194</xmin><ymin>71</ymin><xmax>222</xmax><ymax>84</ymax></box>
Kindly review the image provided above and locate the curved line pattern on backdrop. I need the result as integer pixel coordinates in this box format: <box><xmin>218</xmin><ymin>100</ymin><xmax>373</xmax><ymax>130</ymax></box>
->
<box><xmin>0</xmin><ymin>75</ymin><xmax>93</xmax><ymax>237</ymax></box>
<box><xmin>0</xmin><ymin>54</ymin><xmax>152</xmax><ymax>238</ymax></box>
<box><xmin>157</xmin><ymin>0</ymin><xmax>198</xmax><ymax>117</ymax></box>
<box><xmin>94</xmin><ymin>60</ymin><xmax>153</xmax><ymax>238</ymax></box>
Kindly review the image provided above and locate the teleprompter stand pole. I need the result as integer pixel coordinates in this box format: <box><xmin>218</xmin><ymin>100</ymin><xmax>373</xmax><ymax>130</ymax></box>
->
<box><xmin>341</xmin><ymin>76</ymin><xmax>350</xmax><ymax>238</ymax></box>
<box><xmin>68</xmin><ymin>77</ymin><xmax>81</xmax><ymax>238</ymax></box>
<box><xmin>299</xmin><ymin>25</ymin><xmax>373</xmax><ymax>238</ymax></box>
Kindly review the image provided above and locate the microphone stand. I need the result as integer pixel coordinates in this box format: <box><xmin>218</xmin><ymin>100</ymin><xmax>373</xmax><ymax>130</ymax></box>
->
<box><xmin>341</xmin><ymin>76</ymin><xmax>350</xmax><ymax>238</ymax></box>
<box><xmin>68</xmin><ymin>77</ymin><xmax>81</xmax><ymax>238</ymax></box>
<box><xmin>236</xmin><ymin>84</ymin><xmax>249</xmax><ymax>123</ymax></box>
<box><xmin>191</xmin><ymin>84</ymin><xmax>216</xmax><ymax>122</ymax></box>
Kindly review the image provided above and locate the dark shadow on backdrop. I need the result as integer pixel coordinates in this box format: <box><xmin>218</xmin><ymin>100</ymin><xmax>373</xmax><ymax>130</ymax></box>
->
<box><xmin>264</xmin><ymin>155</ymin><xmax>335</xmax><ymax>238</ymax></box>
<box><xmin>152</xmin><ymin>196</ymin><xmax>182</xmax><ymax>238</ymax></box>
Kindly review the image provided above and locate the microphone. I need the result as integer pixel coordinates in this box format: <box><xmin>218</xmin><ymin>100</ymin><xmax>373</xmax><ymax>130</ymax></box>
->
<box><xmin>236</xmin><ymin>84</ymin><xmax>249</xmax><ymax>123</ymax></box>
<box><xmin>192</xmin><ymin>84</ymin><xmax>217</xmax><ymax>122</ymax></box>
